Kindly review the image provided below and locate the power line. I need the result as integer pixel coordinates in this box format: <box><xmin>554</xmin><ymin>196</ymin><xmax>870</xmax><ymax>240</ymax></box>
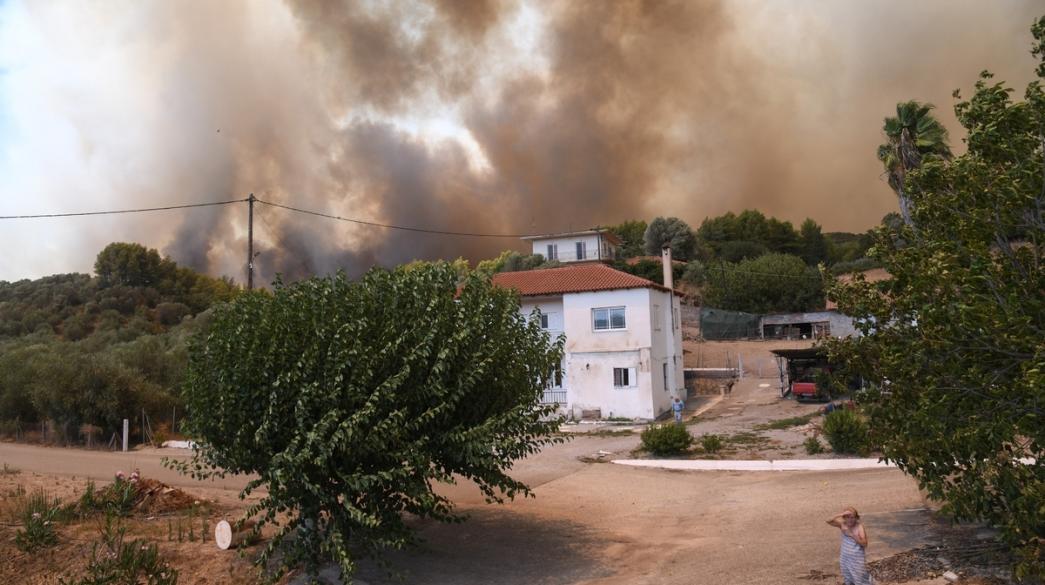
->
<box><xmin>256</xmin><ymin>198</ymin><xmax>534</xmax><ymax>238</ymax></box>
<box><xmin>0</xmin><ymin>198</ymin><xmax>247</xmax><ymax>219</ymax></box>
<box><xmin>0</xmin><ymin>195</ymin><xmax>841</xmax><ymax>282</ymax></box>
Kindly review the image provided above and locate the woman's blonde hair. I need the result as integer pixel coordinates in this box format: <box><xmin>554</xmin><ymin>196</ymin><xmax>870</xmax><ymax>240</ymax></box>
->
<box><xmin>844</xmin><ymin>506</ymin><xmax>860</xmax><ymax>519</ymax></box>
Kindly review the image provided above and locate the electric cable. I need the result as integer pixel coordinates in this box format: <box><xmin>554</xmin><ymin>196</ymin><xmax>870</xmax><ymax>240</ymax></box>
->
<box><xmin>0</xmin><ymin>198</ymin><xmax>247</xmax><ymax>219</ymax></box>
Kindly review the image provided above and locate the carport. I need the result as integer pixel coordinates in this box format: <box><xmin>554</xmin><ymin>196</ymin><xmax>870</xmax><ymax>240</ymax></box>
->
<box><xmin>770</xmin><ymin>346</ymin><xmax>830</xmax><ymax>398</ymax></box>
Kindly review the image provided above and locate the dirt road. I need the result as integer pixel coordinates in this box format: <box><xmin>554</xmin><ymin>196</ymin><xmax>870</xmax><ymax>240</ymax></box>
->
<box><xmin>1</xmin><ymin>383</ymin><xmax>933</xmax><ymax>585</ymax></box>
<box><xmin>346</xmin><ymin>464</ymin><xmax>931</xmax><ymax>585</ymax></box>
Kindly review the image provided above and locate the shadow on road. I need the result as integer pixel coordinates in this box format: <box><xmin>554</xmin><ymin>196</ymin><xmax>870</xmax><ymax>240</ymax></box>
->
<box><xmin>348</xmin><ymin>508</ymin><xmax>612</xmax><ymax>585</ymax></box>
<box><xmin>863</xmin><ymin>507</ymin><xmax>939</xmax><ymax>558</ymax></box>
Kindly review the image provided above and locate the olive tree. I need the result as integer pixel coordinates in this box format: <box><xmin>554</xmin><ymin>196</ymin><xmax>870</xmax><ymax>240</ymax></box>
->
<box><xmin>826</xmin><ymin>20</ymin><xmax>1045</xmax><ymax>577</ymax></box>
<box><xmin>173</xmin><ymin>262</ymin><xmax>565</xmax><ymax>580</ymax></box>
<box><xmin>644</xmin><ymin>216</ymin><xmax>698</xmax><ymax>260</ymax></box>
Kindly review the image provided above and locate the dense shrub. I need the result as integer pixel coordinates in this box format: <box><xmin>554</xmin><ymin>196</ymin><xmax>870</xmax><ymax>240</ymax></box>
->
<box><xmin>641</xmin><ymin>424</ymin><xmax>693</xmax><ymax>455</ymax></box>
<box><xmin>822</xmin><ymin>409</ymin><xmax>868</xmax><ymax>454</ymax></box>
<box><xmin>614</xmin><ymin>258</ymin><xmax>685</xmax><ymax>286</ymax></box>
<box><xmin>700</xmin><ymin>433</ymin><xmax>723</xmax><ymax>453</ymax></box>
<box><xmin>703</xmin><ymin>253</ymin><xmax>825</xmax><ymax>314</ymax></box>
<box><xmin>804</xmin><ymin>436</ymin><xmax>825</xmax><ymax>455</ymax></box>
<box><xmin>174</xmin><ymin>264</ymin><xmax>565</xmax><ymax>581</ymax></box>
<box><xmin>681</xmin><ymin>261</ymin><xmax>706</xmax><ymax>286</ymax></box>
<box><xmin>14</xmin><ymin>488</ymin><xmax>63</xmax><ymax>552</ymax></box>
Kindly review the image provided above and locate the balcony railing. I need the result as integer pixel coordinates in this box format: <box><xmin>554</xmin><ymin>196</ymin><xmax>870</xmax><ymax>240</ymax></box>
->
<box><xmin>540</xmin><ymin>389</ymin><xmax>567</xmax><ymax>405</ymax></box>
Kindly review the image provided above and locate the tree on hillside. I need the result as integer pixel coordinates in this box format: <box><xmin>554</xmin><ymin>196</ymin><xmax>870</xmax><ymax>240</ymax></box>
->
<box><xmin>877</xmin><ymin>101</ymin><xmax>953</xmax><ymax>226</ymax></box>
<box><xmin>702</xmin><ymin>253</ymin><xmax>824</xmax><ymax>314</ymax></box>
<box><xmin>644</xmin><ymin>217</ymin><xmax>697</xmax><ymax>260</ymax></box>
<box><xmin>828</xmin><ymin>21</ymin><xmax>1045</xmax><ymax>577</ymax></box>
<box><xmin>94</xmin><ymin>242</ymin><xmax>172</xmax><ymax>288</ymax></box>
<box><xmin>174</xmin><ymin>263</ymin><xmax>566</xmax><ymax>580</ymax></box>
<box><xmin>607</xmin><ymin>220</ymin><xmax>647</xmax><ymax>258</ymax></box>
<box><xmin>798</xmin><ymin>218</ymin><xmax>829</xmax><ymax>266</ymax></box>
<box><xmin>697</xmin><ymin>210</ymin><xmax>800</xmax><ymax>256</ymax></box>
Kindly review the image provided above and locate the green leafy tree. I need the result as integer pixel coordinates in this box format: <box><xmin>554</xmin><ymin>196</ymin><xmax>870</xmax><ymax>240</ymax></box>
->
<box><xmin>607</xmin><ymin>220</ymin><xmax>648</xmax><ymax>258</ymax></box>
<box><xmin>716</xmin><ymin>240</ymin><xmax>768</xmax><ymax>263</ymax></box>
<box><xmin>644</xmin><ymin>217</ymin><xmax>697</xmax><ymax>260</ymax></box>
<box><xmin>611</xmin><ymin>258</ymin><xmax>684</xmax><ymax>286</ymax></box>
<box><xmin>476</xmin><ymin>250</ymin><xmax>557</xmax><ymax>274</ymax></box>
<box><xmin>174</xmin><ymin>263</ymin><xmax>566</xmax><ymax>580</ymax></box>
<box><xmin>798</xmin><ymin>218</ymin><xmax>829</xmax><ymax>266</ymax></box>
<box><xmin>703</xmin><ymin>253</ymin><xmax>824</xmax><ymax>314</ymax></box>
<box><xmin>697</xmin><ymin>210</ymin><xmax>800</xmax><ymax>257</ymax></box>
<box><xmin>827</xmin><ymin>21</ymin><xmax>1045</xmax><ymax>577</ymax></box>
<box><xmin>94</xmin><ymin>243</ymin><xmax>173</xmax><ymax>288</ymax></box>
<box><xmin>877</xmin><ymin>101</ymin><xmax>953</xmax><ymax>227</ymax></box>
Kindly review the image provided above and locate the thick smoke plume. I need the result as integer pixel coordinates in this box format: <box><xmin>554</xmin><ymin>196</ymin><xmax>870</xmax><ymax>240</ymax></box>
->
<box><xmin>0</xmin><ymin>0</ymin><xmax>1040</xmax><ymax>282</ymax></box>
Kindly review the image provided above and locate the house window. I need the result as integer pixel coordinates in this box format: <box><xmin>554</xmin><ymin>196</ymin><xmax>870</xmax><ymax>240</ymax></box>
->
<box><xmin>549</xmin><ymin>364</ymin><xmax>564</xmax><ymax>388</ymax></box>
<box><xmin>539</xmin><ymin>313</ymin><xmax>550</xmax><ymax>329</ymax></box>
<box><xmin>546</xmin><ymin>244</ymin><xmax>558</xmax><ymax>260</ymax></box>
<box><xmin>576</xmin><ymin>241</ymin><xmax>586</xmax><ymax>260</ymax></box>
<box><xmin>592</xmin><ymin>307</ymin><xmax>626</xmax><ymax>331</ymax></box>
<box><xmin>663</xmin><ymin>362</ymin><xmax>669</xmax><ymax>392</ymax></box>
<box><xmin>613</xmin><ymin>367</ymin><xmax>635</xmax><ymax>388</ymax></box>
<box><xmin>653</xmin><ymin>305</ymin><xmax>662</xmax><ymax>331</ymax></box>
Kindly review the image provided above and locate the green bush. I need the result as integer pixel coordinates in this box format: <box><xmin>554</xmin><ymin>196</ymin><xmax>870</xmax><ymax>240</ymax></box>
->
<box><xmin>700</xmin><ymin>433</ymin><xmax>723</xmax><ymax>453</ymax></box>
<box><xmin>641</xmin><ymin>424</ymin><xmax>693</xmax><ymax>455</ymax></box>
<box><xmin>14</xmin><ymin>488</ymin><xmax>64</xmax><ymax>552</ymax></box>
<box><xmin>822</xmin><ymin>409</ymin><xmax>868</xmax><ymax>454</ymax></box>
<box><xmin>804</xmin><ymin>436</ymin><xmax>825</xmax><ymax>455</ymax></box>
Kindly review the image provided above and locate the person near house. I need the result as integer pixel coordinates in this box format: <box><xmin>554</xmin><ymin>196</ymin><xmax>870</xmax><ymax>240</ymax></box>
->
<box><xmin>672</xmin><ymin>397</ymin><xmax>685</xmax><ymax>424</ymax></box>
<box><xmin>827</xmin><ymin>507</ymin><xmax>872</xmax><ymax>585</ymax></box>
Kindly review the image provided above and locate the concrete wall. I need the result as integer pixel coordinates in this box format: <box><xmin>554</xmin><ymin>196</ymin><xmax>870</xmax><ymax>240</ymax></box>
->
<box><xmin>760</xmin><ymin>310</ymin><xmax>858</xmax><ymax>339</ymax></box>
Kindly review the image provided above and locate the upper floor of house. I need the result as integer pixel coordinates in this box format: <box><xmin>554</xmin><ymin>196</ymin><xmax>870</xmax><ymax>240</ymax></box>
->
<box><xmin>491</xmin><ymin>263</ymin><xmax>682</xmax><ymax>355</ymax></box>
<box><xmin>520</xmin><ymin>229</ymin><xmax>621</xmax><ymax>263</ymax></box>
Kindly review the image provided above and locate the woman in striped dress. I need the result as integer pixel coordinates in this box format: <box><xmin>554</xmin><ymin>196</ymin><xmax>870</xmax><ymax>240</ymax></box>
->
<box><xmin>827</xmin><ymin>507</ymin><xmax>872</xmax><ymax>585</ymax></box>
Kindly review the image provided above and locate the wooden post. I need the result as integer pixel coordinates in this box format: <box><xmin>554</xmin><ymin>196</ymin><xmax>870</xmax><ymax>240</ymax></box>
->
<box><xmin>122</xmin><ymin>419</ymin><xmax>129</xmax><ymax>452</ymax></box>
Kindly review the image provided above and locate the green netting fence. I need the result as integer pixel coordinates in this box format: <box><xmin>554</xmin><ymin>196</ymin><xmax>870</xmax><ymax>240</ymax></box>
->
<box><xmin>699</xmin><ymin>307</ymin><xmax>761</xmax><ymax>340</ymax></box>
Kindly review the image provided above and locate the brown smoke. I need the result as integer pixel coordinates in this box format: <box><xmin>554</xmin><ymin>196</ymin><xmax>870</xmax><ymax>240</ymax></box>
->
<box><xmin>4</xmin><ymin>1</ymin><xmax>1039</xmax><ymax>283</ymax></box>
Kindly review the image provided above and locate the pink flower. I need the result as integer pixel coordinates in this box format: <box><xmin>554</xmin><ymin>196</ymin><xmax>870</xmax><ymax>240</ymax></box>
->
<box><xmin>115</xmin><ymin>470</ymin><xmax>126</xmax><ymax>480</ymax></box>
<box><xmin>31</xmin><ymin>512</ymin><xmax>41</xmax><ymax>520</ymax></box>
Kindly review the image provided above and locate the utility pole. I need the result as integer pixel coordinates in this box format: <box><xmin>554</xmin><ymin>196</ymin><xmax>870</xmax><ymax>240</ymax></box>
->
<box><xmin>247</xmin><ymin>193</ymin><xmax>255</xmax><ymax>290</ymax></box>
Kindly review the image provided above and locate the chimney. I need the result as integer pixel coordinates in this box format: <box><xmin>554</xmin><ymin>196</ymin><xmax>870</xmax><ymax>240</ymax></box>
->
<box><xmin>661</xmin><ymin>243</ymin><xmax>673</xmax><ymax>290</ymax></box>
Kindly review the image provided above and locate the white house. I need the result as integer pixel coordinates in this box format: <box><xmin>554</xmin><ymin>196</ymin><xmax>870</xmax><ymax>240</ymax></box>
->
<box><xmin>519</xmin><ymin>229</ymin><xmax>621</xmax><ymax>263</ymax></box>
<box><xmin>492</xmin><ymin>259</ymin><xmax>684</xmax><ymax>420</ymax></box>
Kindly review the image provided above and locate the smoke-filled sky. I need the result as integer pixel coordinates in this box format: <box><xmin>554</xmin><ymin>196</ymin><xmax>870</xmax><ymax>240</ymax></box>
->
<box><xmin>0</xmin><ymin>0</ymin><xmax>1040</xmax><ymax>283</ymax></box>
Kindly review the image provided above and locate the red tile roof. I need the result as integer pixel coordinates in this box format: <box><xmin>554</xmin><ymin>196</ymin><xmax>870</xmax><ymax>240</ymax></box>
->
<box><xmin>491</xmin><ymin>262</ymin><xmax>676</xmax><ymax>297</ymax></box>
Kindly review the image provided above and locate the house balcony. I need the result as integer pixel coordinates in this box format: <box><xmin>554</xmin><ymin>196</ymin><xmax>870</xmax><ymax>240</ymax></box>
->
<box><xmin>541</xmin><ymin>388</ymin><xmax>567</xmax><ymax>405</ymax></box>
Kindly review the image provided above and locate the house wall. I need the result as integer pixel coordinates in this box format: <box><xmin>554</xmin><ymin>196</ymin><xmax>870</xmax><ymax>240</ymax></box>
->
<box><xmin>565</xmin><ymin>349</ymin><xmax>652</xmax><ymax>418</ymax></box>
<box><xmin>647</xmin><ymin>289</ymin><xmax>685</xmax><ymax>417</ymax></box>
<box><xmin>517</xmin><ymin>287</ymin><xmax>684</xmax><ymax>419</ymax></box>
<box><xmin>529</xmin><ymin>234</ymin><xmax>614</xmax><ymax>262</ymax></box>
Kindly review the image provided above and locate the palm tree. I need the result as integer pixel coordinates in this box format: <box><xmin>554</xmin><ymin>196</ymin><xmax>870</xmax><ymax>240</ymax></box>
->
<box><xmin>877</xmin><ymin>101</ymin><xmax>952</xmax><ymax>226</ymax></box>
